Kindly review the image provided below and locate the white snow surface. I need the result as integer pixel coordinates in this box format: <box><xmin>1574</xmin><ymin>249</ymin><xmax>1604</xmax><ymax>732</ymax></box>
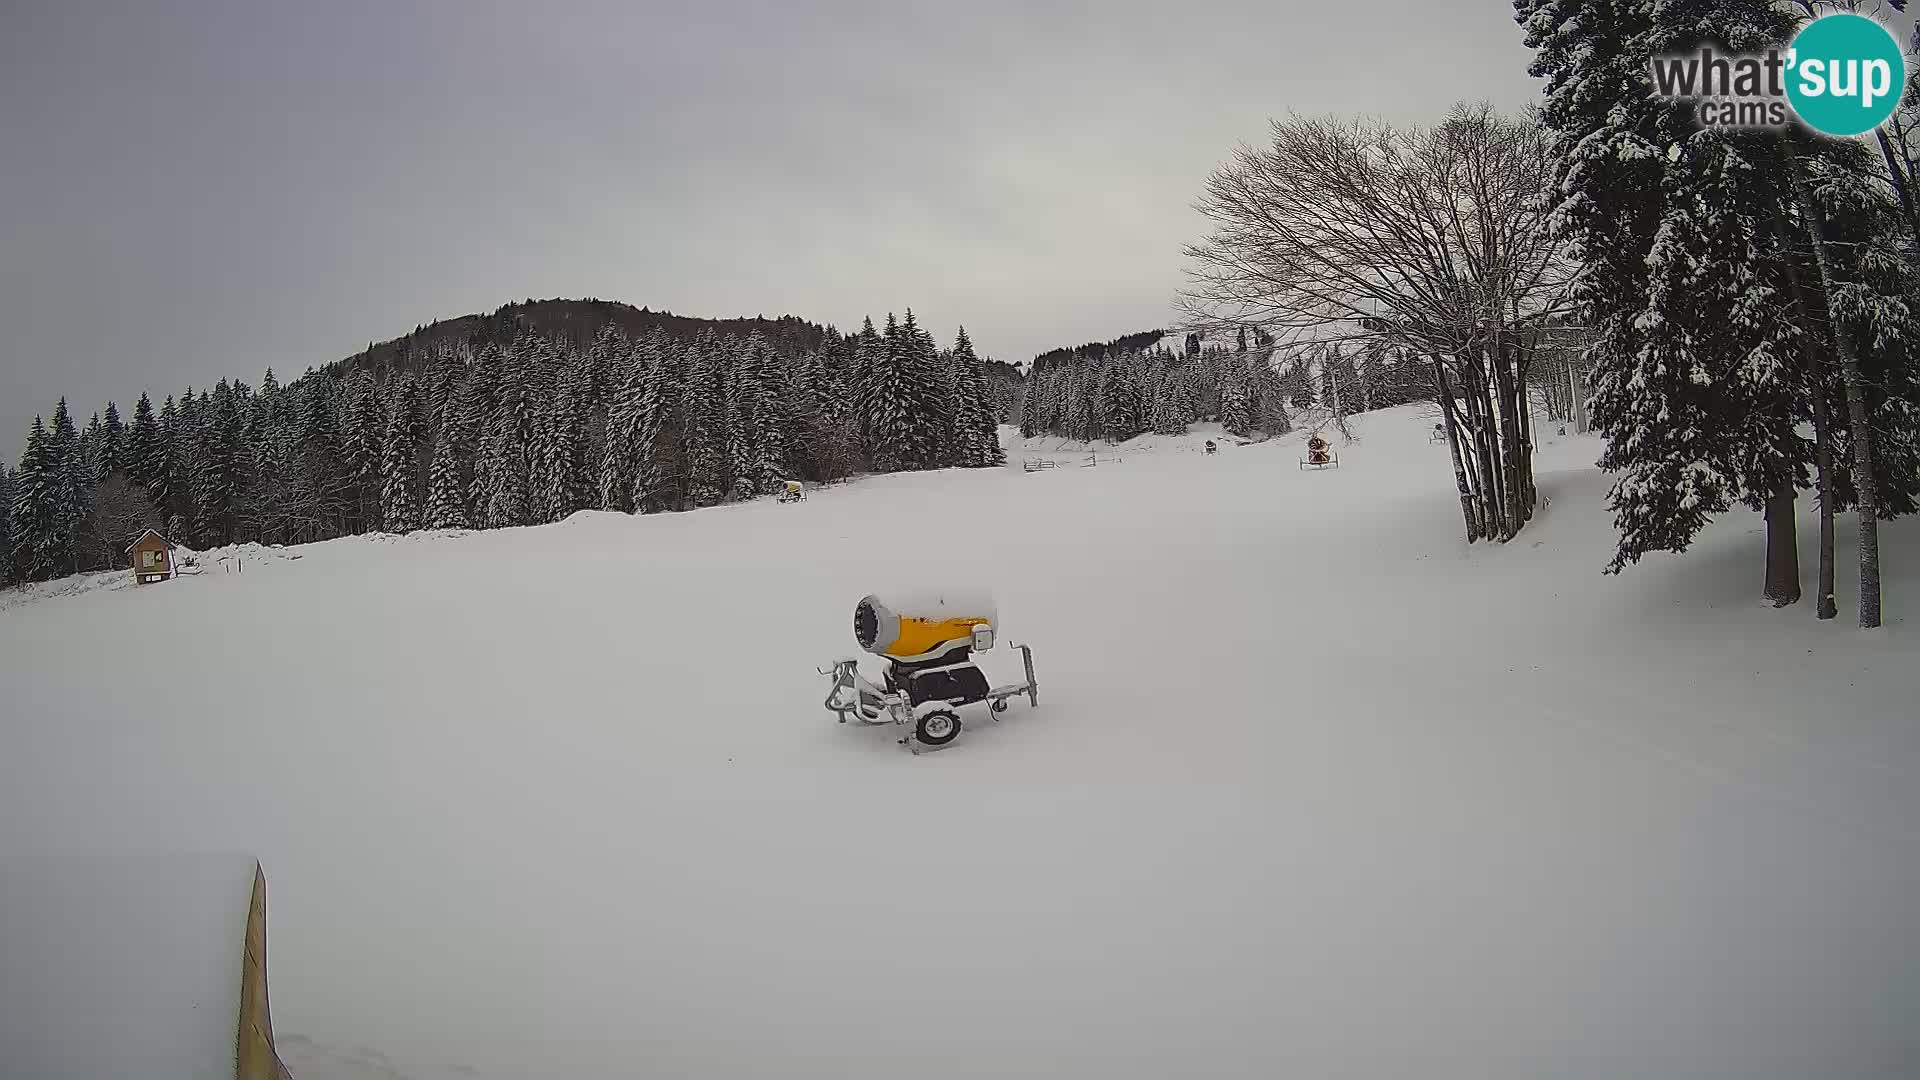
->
<box><xmin>3</xmin><ymin>405</ymin><xmax>1917</xmax><ymax>1080</ymax></box>
<box><xmin>0</xmin><ymin>854</ymin><xmax>258</xmax><ymax>1080</ymax></box>
<box><xmin>0</xmin><ymin>540</ymin><xmax>306</xmax><ymax>614</ymax></box>
<box><xmin>864</xmin><ymin>588</ymin><xmax>998</xmax><ymax>625</ymax></box>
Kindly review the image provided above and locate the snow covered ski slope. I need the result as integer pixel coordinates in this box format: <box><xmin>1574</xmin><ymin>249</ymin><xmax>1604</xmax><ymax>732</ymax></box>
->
<box><xmin>3</xmin><ymin>405</ymin><xmax>1917</xmax><ymax>1080</ymax></box>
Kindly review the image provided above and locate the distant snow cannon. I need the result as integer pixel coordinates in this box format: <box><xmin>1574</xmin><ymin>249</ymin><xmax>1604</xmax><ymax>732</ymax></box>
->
<box><xmin>1299</xmin><ymin>432</ymin><xmax>1339</xmax><ymax>470</ymax></box>
<box><xmin>822</xmin><ymin>589</ymin><xmax>1038</xmax><ymax>753</ymax></box>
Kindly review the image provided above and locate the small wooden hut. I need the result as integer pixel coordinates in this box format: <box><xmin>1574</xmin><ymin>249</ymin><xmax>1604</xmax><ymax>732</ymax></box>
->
<box><xmin>127</xmin><ymin>529</ymin><xmax>176</xmax><ymax>584</ymax></box>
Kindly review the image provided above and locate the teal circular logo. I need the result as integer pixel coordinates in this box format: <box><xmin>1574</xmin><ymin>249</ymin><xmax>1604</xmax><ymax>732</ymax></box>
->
<box><xmin>1786</xmin><ymin>13</ymin><xmax>1906</xmax><ymax>137</ymax></box>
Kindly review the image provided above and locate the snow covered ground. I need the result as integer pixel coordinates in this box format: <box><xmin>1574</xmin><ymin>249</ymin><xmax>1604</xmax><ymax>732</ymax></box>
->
<box><xmin>0</xmin><ymin>540</ymin><xmax>308</xmax><ymax>614</ymax></box>
<box><xmin>3</xmin><ymin>405</ymin><xmax>1917</xmax><ymax>1080</ymax></box>
<box><xmin>0</xmin><ymin>854</ymin><xmax>261</xmax><ymax>1080</ymax></box>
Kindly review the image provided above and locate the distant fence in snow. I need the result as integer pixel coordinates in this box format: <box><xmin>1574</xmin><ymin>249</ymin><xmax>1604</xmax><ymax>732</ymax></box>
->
<box><xmin>1024</xmin><ymin>453</ymin><xmax>1128</xmax><ymax>472</ymax></box>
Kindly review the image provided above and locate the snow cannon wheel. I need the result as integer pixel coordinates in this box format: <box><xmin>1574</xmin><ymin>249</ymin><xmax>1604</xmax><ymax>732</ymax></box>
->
<box><xmin>915</xmin><ymin>708</ymin><xmax>962</xmax><ymax>747</ymax></box>
<box><xmin>990</xmin><ymin>698</ymin><xmax>1009</xmax><ymax>715</ymax></box>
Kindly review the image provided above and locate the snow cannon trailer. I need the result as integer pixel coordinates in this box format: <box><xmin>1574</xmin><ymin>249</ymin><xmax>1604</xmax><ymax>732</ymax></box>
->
<box><xmin>819</xmin><ymin>590</ymin><xmax>1039</xmax><ymax>753</ymax></box>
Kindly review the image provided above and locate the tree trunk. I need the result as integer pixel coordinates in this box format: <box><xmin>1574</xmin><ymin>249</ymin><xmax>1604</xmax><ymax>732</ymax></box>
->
<box><xmin>1810</xmin><ymin>383</ymin><xmax>1839</xmax><ymax>620</ymax></box>
<box><xmin>1434</xmin><ymin>359</ymin><xmax>1482</xmax><ymax>542</ymax></box>
<box><xmin>1786</xmin><ymin>140</ymin><xmax>1883</xmax><ymax>629</ymax></box>
<box><xmin>1569</xmin><ymin>358</ymin><xmax>1589</xmax><ymax>435</ymax></box>
<box><xmin>1503</xmin><ymin>337</ymin><xmax>1537</xmax><ymax>528</ymax></box>
<box><xmin>1515</xmin><ymin>367</ymin><xmax>1537</xmax><ymax>523</ymax></box>
<box><xmin>1496</xmin><ymin>345</ymin><xmax>1523</xmax><ymax>533</ymax></box>
<box><xmin>1764</xmin><ymin>488</ymin><xmax>1802</xmax><ymax>607</ymax></box>
<box><xmin>1771</xmin><ymin>201</ymin><xmax>1839</xmax><ymax>621</ymax></box>
<box><xmin>1460</xmin><ymin>367</ymin><xmax>1493</xmax><ymax>533</ymax></box>
<box><xmin>1466</xmin><ymin>361</ymin><xmax>1507</xmax><ymax>540</ymax></box>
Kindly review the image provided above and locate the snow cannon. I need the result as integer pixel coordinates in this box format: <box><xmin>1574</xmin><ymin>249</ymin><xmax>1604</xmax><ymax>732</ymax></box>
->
<box><xmin>1299</xmin><ymin>432</ymin><xmax>1339</xmax><ymax>470</ymax></box>
<box><xmin>853</xmin><ymin>590</ymin><xmax>997</xmax><ymax>662</ymax></box>
<box><xmin>821</xmin><ymin>589</ymin><xmax>1039</xmax><ymax>754</ymax></box>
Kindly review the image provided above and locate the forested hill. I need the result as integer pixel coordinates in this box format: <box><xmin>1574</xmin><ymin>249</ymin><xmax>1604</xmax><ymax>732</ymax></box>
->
<box><xmin>1</xmin><ymin>304</ymin><xmax>1014</xmax><ymax>587</ymax></box>
<box><xmin>329</xmin><ymin>299</ymin><xmax>834</xmax><ymax>381</ymax></box>
<box><xmin>1030</xmin><ymin>329</ymin><xmax>1166</xmax><ymax>370</ymax></box>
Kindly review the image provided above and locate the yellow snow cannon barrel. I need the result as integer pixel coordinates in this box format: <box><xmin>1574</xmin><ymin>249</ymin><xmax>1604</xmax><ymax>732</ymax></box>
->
<box><xmin>854</xmin><ymin>590</ymin><xmax>998</xmax><ymax>661</ymax></box>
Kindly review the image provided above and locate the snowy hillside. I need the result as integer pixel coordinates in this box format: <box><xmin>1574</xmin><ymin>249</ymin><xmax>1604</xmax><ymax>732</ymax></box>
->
<box><xmin>3</xmin><ymin>405</ymin><xmax>1916</xmax><ymax>1080</ymax></box>
<box><xmin>1002</xmin><ymin>418</ymin><xmax>1247</xmax><ymax>460</ymax></box>
<box><xmin>0</xmin><ymin>855</ymin><xmax>264</xmax><ymax>1080</ymax></box>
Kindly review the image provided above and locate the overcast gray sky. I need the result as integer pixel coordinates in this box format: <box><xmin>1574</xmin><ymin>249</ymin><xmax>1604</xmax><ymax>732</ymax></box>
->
<box><xmin>0</xmin><ymin>0</ymin><xmax>1539</xmax><ymax>452</ymax></box>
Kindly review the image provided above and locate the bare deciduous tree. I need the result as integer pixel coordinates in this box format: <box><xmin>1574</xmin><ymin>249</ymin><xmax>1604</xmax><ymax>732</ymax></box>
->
<box><xmin>1180</xmin><ymin>102</ymin><xmax>1572</xmax><ymax>542</ymax></box>
<box><xmin>76</xmin><ymin>474</ymin><xmax>163</xmax><ymax>571</ymax></box>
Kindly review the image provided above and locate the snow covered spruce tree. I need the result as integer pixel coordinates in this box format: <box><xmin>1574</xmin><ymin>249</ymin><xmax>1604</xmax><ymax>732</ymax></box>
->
<box><xmin>1524</xmin><ymin>0</ymin><xmax>1786</xmax><ymax>577</ymax></box>
<box><xmin>191</xmin><ymin>379</ymin><xmax>246</xmax><ymax>547</ymax></box>
<box><xmin>743</xmin><ymin>338</ymin><xmax>786</xmax><ymax>491</ymax></box>
<box><xmin>293</xmin><ymin>373</ymin><xmax>351</xmax><ymax>542</ymax></box>
<box><xmin>680</xmin><ymin>332</ymin><xmax>728</xmax><ymax>506</ymax></box>
<box><xmin>627</xmin><ymin>337</ymin><xmax>678</xmax><ymax>511</ymax></box>
<box><xmin>125</xmin><ymin>393</ymin><xmax>160</xmax><ymax>494</ymax></box>
<box><xmin>790</xmin><ymin>336</ymin><xmax>862</xmax><ymax>484</ymax></box>
<box><xmin>1219</xmin><ymin>359</ymin><xmax>1256</xmax><ymax>437</ymax></box>
<box><xmin>949</xmin><ymin>327</ymin><xmax>1005</xmax><ymax>466</ymax></box>
<box><xmin>601</xmin><ymin>332</ymin><xmax>676</xmax><ymax>513</ymax></box>
<box><xmin>723</xmin><ymin>333</ymin><xmax>785</xmax><ymax>498</ymax></box>
<box><xmin>451</xmin><ymin>345</ymin><xmax>499</xmax><ymax>475</ymax></box>
<box><xmin>863</xmin><ymin>314</ymin><xmax>915</xmax><ymax>472</ymax></box>
<box><xmin>851</xmin><ymin>317</ymin><xmax>883</xmax><ymax>449</ymax></box>
<box><xmin>1775</xmin><ymin>125</ymin><xmax>1920</xmax><ymax>628</ymax></box>
<box><xmin>163</xmin><ymin>393</ymin><xmax>198</xmax><ymax>541</ymax></box>
<box><xmin>422</xmin><ymin>349</ymin><xmax>465</xmax><ymax>438</ymax></box>
<box><xmin>530</xmin><ymin>364</ymin><xmax>592</xmax><ymax>524</ymax></box>
<box><xmin>340</xmin><ymin>368</ymin><xmax>384</xmax><ymax>532</ymax></box>
<box><xmin>473</xmin><ymin>339</ymin><xmax>543</xmax><ymax>529</ymax></box>
<box><xmin>242</xmin><ymin>370</ymin><xmax>286</xmax><ymax>543</ymax></box>
<box><xmin>598</xmin><ymin>334</ymin><xmax>644</xmax><ymax>514</ymax></box>
<box><xmin>171</xmin><ymin>388</ymin><xmax>208</xmax><ymax>541</ymax></box>
<box><xmin>48</xmin><ymin>400</ymin><xmax>88</xmax><ymax>557</ymax></box>
<box><xmin>79</xmin><ymin>413</ymin><xmax>103</xmax><ymax>488</ymax></box>
<box><xmin>9</xmin><ymin>418</ymin><xmax>74</xmax><ymax>581</ymax></box>
<box><xmin>424</xmin><ymin>432</ymin><xmax>469</xmax><ymax>530</ymax></box>
<box><xmin>1522</xmin><ymin>0</ymin><xmax>1920</xmax><ymax>622</ymax></box>
<box><xmin>380</xmin><ymin>376</ymin><xmax>425</xmax><ymax>533</ymax></box>
<box><xmin>94</xmin><ymin>402</ymin><xmax>126</xmax><ymax>481</ymax></box>
<box><xmin>473</xmin><ymin>416</ymin><xmax>528</xmax><ymax>528</ymax></box>
<box><xmin>895</xmin><ymin>310</ymin><xmax>949</xmax><ymax>470</ymax></box>
<box><xmin>0</xmin><ymin>463</ymin><xmax>13</xmax><ymax>586</ymax></box>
